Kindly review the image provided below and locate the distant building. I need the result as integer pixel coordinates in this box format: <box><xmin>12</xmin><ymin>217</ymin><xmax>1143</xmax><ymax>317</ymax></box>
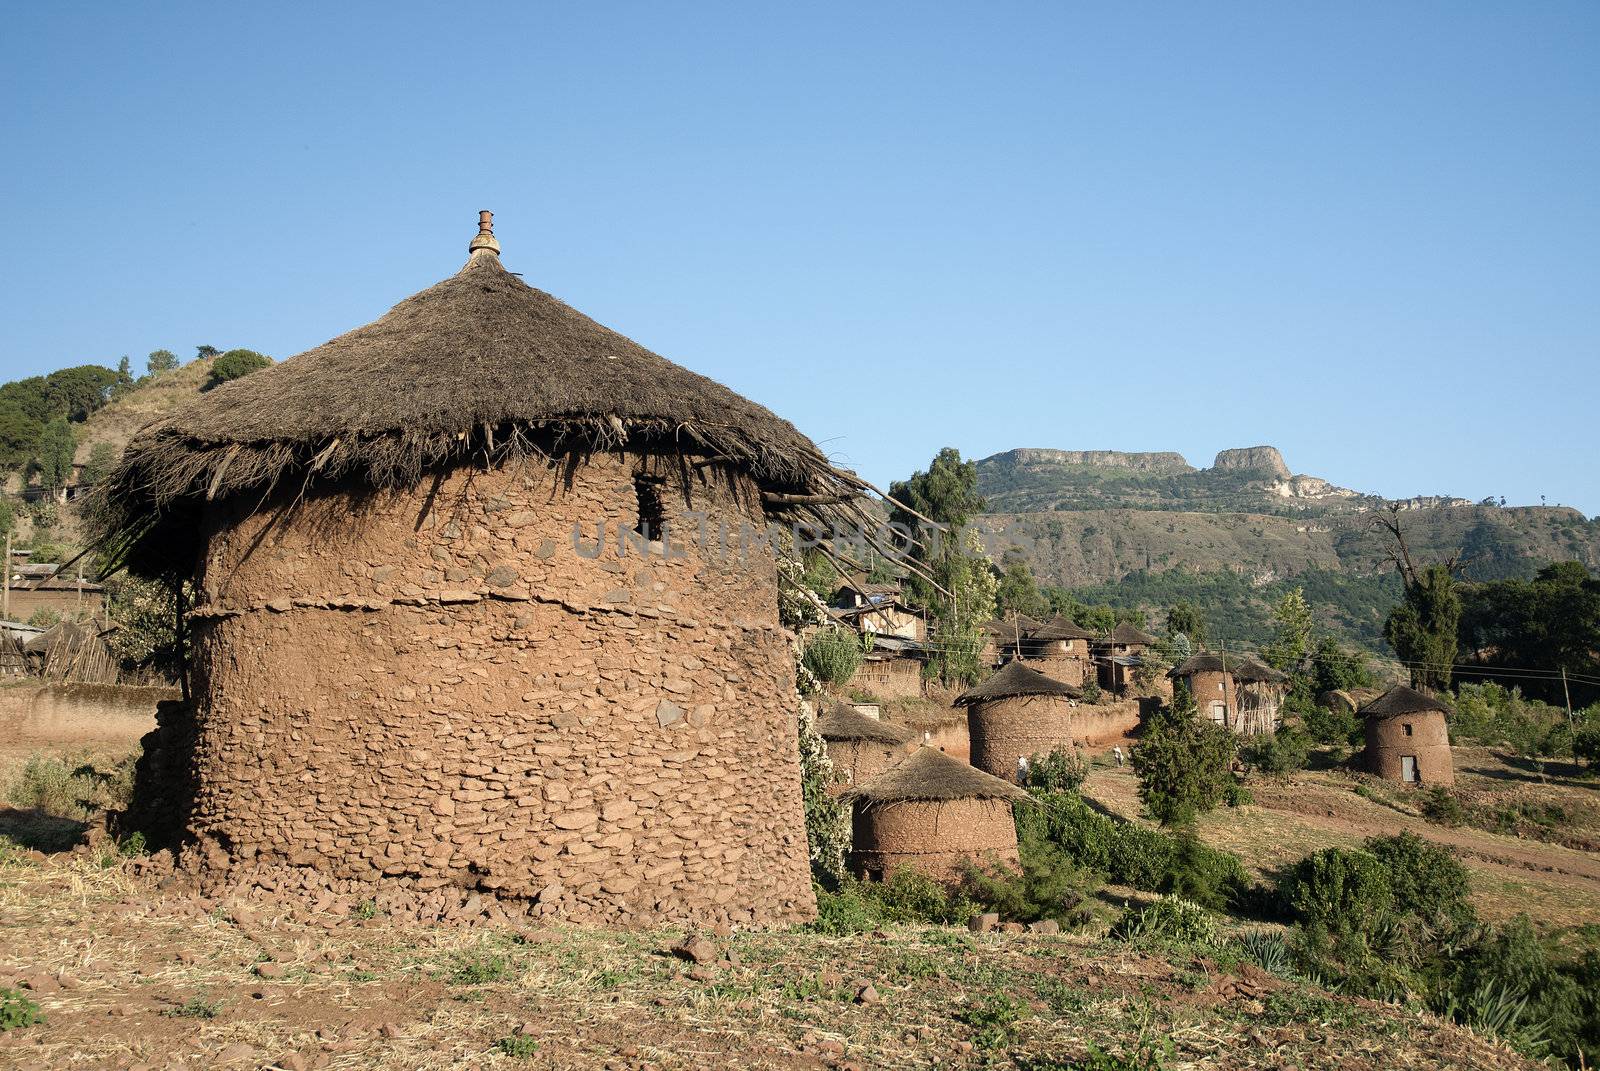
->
<box><xmin>1093</xmin><ymin>622</ymin><xmax>1158</xmax><ymax>695</ymax></box>
<box><xmin>1168</xmin><ymin>652</ymin><xmax>1284</xmax><ymax>735</ymax></box>
<box><xmin>1360</xmin><ymin>685</ymin><xmax>1454</xmax><ymax>786</ymax></box>
<box><xmin>845</xmin><ymin>747</ymin><xmax>1032</xmax><ymax>885</ymax></box>
<box><xmin>816</xmin><ymin>702</ymin><xmax>915</xmax><ymax>795</ymax></box>
<box><xmin>1020</xmin><ymin>614</ymin><xmax>1095</xmax><ymax>687</ymax></box>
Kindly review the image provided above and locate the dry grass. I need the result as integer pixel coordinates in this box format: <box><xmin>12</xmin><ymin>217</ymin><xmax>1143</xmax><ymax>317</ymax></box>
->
<box><xmin>0</xmin><ymin>847</ymin><xmax>1542</xmax><ymax>1070</ymax></box>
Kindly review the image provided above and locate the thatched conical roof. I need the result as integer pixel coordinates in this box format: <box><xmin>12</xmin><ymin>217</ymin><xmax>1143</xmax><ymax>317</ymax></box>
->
<box><xmin>1029</xmin><ymin>614</ymin><xmax>1096</xmax><ymax>642</ymax></box>
<box><xmin>817</xmin><ymin>702</ymin><xmax>914</xmax><ymax>744</ymax></box>
<box><xmin>1359</xmin><ymin>684</ymin><xmax>1451</xmax><ymax>720</ymax></box>
<box><xmin>954</xmin><ymin>660</ymin><xmax>1080</xmax><ymax>706</ymax></box>
<box><xmin>844</xmin><ymin>747</ymin><xmax>1033</xmax><ymax>806</ymax></box>
<box><xmin>94</xmin><ymin>215</ymin><xmax>863</xmax><ymax>572</ymax></box>
<box><xmin>1170</xmin><ymin>651</ymin><xmax>1232</xmax><ymax>677</ymax></box>
<box><xmin>1232</xmin><ymin>658</ymin><xmax>1287</xmax><ymax>684</ymax></box>
<box><xmin>1104</xmin><ymin>622</ymin><xmax>1158</xmax><ymax>646</ymax></box>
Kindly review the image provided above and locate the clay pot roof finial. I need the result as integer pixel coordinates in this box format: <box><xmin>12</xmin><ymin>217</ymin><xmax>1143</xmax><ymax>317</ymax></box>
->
<box><xmin>468</xmin><ymin>210</ymin><xmax>501</xmax><ymax>258</ymax></box>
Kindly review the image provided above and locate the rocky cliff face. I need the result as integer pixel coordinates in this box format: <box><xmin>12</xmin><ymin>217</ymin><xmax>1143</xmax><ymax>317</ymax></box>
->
<box><xmin>1212</xmin><ymin>446</ymin><xmax>1291</xmax><ymax>478</ymax></box>
<box><xmin>984</xmin><ymin>449</ymin><xmax>1194</xmax><ymax>474</ymax></box>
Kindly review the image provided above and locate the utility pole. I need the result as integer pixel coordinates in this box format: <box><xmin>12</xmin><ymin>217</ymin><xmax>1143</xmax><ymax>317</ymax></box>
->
<box><xmin>2</xmin><ymin>529</ymin><xmax>9</xmax><ymax>622</ymax></box>
<box><xmin>1562</xmin><ymin>667</ymin><xmax>1576</xmax><ymax>760</ymax></box>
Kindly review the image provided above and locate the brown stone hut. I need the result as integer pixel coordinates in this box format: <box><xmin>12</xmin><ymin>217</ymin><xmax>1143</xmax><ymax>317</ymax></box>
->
<box><xmin>98</xmin><ymin>214</ymin><xmax>882</xmax><ymax>928</ymax></box>
<box><xmin>1093</xmin><ymin>622</ymin><xmax>1157</xmax><ymax>695</ymax></box>
<box><xmin>1360</xmin><ymin>685</ymin><xmax>1454</xmax><ymax>786</ymax></box>
<box><xmin>817</xmin><ymin>702</ymin><xmax>915</xmax><ymax>793</ymax></box>
<box><xmin>956</xmin><ymin>660</ymin><xmax>1083</xmax><ymax>779</ymax></box>
<box><xmin>1170</xmin><ymin>652</ymin><xmax>1237</xmax><ymax>727</ymax></box>
<box><xmin>845</xmin><ymin>747</ymin><xmax>1031</xmax><ymax>884</ymax></box>
<box><xmin>1022</xmin><ymin>614</ymin><xmax>1095</xmax><ymax>686</ymax></box>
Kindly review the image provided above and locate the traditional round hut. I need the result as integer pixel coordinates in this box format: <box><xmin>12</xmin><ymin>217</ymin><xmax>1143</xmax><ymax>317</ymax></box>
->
<box><xmin>817</xmin><ymin>702</ymin><xmax>915</xmax><ymax>793</ymax></box>
<box><xmin>845</xmin><ymin>747</ymin><xmax>1031</xmax><ymax>884</ymax></box>
<box><xmin>1170</xmin><ymin>652</ymin><xmax>1236</xmax><ymax>727</ymax></box>
<box><xmin>99</xmin><ymin>214</ymin><xmax>875</xmax><ymax>927</ymax></box>
<box><xmin>1022</xmin><ymin>614</ymin><xmax>1096</xmax><ymax>686</ymax></box>
<box><xmin>1360</xmin><ymin>685</ymin><xmax>1454</xmax><ymax>786</ymax></box>
<box><xmin>956</xmin><ymin>660</ymin><xmax>1083</xmax><ymax>778</ymax></box>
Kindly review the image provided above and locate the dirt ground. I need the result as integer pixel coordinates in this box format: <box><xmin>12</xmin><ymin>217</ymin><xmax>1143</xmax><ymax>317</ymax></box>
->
<box><xmin>1082</xmin><ymin>747</ymin><xmax>1600</xmax><ymax>930</ymax></box>
<box><xmin>0</xmin><ymin>846</ymin><xmax>1537</xmax><ymax>1071</ymax></box>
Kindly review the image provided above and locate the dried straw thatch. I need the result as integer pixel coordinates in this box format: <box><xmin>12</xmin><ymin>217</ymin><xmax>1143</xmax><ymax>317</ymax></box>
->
<box><xmin>92</xmin><ymin>219</ymin><xmax>880</xmax><ymax>574</ymax></box>
<box><xmin>1170</xmin><ymin>652</ymin><xmax>1233</xmax><ymax>677</ymax></box>
<box><xmin>1358</xmin><ymin>684</ymin><xmax>1451</xmax><ymax>720</ymax></box>
<box><xmin>1103</xmin><ymin>622</ymin><xmax>1158</xmax><ymax>646</ymax></box>
<box><xmin>1028</xmin><ymin>615</ymin><xmax>1096</xmax><ymax>642</ymax></box>
<box><xmin>1231</xmin><ymin>658</ymin><xmax>1287</xmax><ymax>684</ymax></box>
<box><xmin>816</xmin><ymin>702</ymin><xmax>914</xmax><ymax>745</ymax></box>
<box><xmin>844</xmin><ymin>746</ymin><xmax>1033</xmax><ymax>806</ymax></box>
<box><xmin>953</xmin><ymin>660</ymin><xmax>1080</xmax><ymax>706</ymax></box>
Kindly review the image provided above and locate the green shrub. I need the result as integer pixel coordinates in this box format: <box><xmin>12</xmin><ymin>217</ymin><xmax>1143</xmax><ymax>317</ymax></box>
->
<box><xmin>1111</xmin><ymin>895</ymin><xmax>1217</xmax><ymax>948</ymax></box>
<box><xmin>1024</xmin><ymin>746</ymin><xmax>1089</xmax><ymax>794</ymax></box>
<box><xmin>1131</xmin><ymin>686</ymin><xmax>1237</xmax><ymax>827</ymax></box>
<box><xmin>1159</xmin><ymin>830</ymin><xmax>1249</xmax><ymax>911</ymax></box>
<box><xmin>1419</xmin><ymin>786</ymin><xmax>1466</xmax><ymax>827</ymax></box>
<box><xmin>1241</xmin><ymin>727</ymin><xmax>1312</xmax><ymax>775</ymax></box>
<box><xmin>495</xmin><ymin>1034</ymin><xmax>541</xmax><ymax>1058</ymax></box>
<box><xmin>809</xmin><ymin>869</ymin><xmax>976</xmax><ymax>934</ymax></box>
<box><xmin>962</xmin><ymin>835</ymin><xmax>1097</xmax><ymax>926</ymax></box>
<box><xmin>1279</xmin><ymin>847</ymin><xmax>1393</xmax><ymax>931</ymax></box>
<box><xmin>1302</xmin><ymin>702</ymin><xmax>1362</xmax><ymax>746</ymax></box>
<box><xmin>956</xmin><ymin>993</ymin><xmax>1029</xmax><ymax>1051</ymax></box>
<box><xmin>447</xmin><ymin>953</ymin><xmax>510</xmax><ymax>985</ymax></box>
<box><xmin>1018</xmin><ymin>792</ymin><xmax>1251</xmax><ymax>911</ymax></box>
<box><xmin>0</xmin><ymin>987</ymin><xmax>42</xmax><ymax>1031</ymax></box>
<box><xmin>1364</xmin><ymin>832</ymin><xmax>1476</xmax><ymax>934</ymax></box>
<box><xmin>202</xmin><ymin>349</ymin><xmax>271</xmax><ymax>391</ymax></box>
<box><xmin>802</xmin><ymin>629</ymin><xmax>862</xmax><ymax>689</ymax></box>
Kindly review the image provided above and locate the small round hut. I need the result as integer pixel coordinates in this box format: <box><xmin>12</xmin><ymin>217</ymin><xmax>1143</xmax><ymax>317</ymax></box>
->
<box><xmin>956</xmin><ymin>660</ymin><xmax>1083</xmax><ymax>779</ymax></box>
<box><xmin>1170</xmin><ymin>652</ymin><xmax>1236</xmax><ymax>727</ymax></box>
<box><xmin>817</xmin><ymin>702</ymin><xmax>915</xmax><ymax>793</ymax></box>
<box><xmin>1360</xmin><ymin>685</ymin><xmax>1454</xmax><ymax>786</ymax></box>
<box><xmin>1022</xmin><ymin>614</ymin><xmax>1096</xmax><ymax>686</ymax></box>
<box><xmin>99</xmin><ymin>214</ymin><xmax>877</xmax><ymax>927</ymax></box>
<box><xmin>845</xmin><ymin>747</ymin><xmax>1032</xmax><ymax>884</ymax></box>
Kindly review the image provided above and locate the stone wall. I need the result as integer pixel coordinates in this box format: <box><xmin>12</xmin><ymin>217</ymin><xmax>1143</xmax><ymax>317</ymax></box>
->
<box><xmin>0</xmin><ymin>681</ymin><xmax>177</xmax><ymax>748</ymax></box>
<box><xmin>1025</xmin><ymin>645</ymin><xmax>1087</xmax><ymax>687</ymax></box>
<box><xmin>968</xmin><ymin>695</ymin><xmax>1142</xmax><ymax>777</ymax></box>
<box><xmin>849</xmin><ymin>797</ymin><xmax>1018</xmax><ymax>884</ymax></box>
<box><xmin>1181</xmin><ymin>670</ymin><xmax>1234</xmax><ymax>725</ymax></box>
<box><xmin>1365</xmin><ymin>712</ymin><xmax>1453</xmax><ymax>786</ymax></box>
<box><xmin>158</xmin><ymin>453</ymin><xmax>814</xmax><ymax>928</ymax></box>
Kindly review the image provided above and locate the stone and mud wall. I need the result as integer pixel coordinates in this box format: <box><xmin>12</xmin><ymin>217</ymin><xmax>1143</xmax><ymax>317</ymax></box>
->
<box><xmin>823</xmin><ymin>738</ymin><xmax>913</xmax><ymax>794</ymax></box>
<box><xmin>136</xmin><ymin>453</ymin><xmax>814</xmax><ymax>928</ymax></box>
<box><xmin>0</xmin><ymin>681</ymin><xmax>176</xmax><ymax>748</ymax></box>
<box><xmin>849</xmin><ymin>797</ymin><xmax>1019</xmax><ymax>884</ymax></box>
<box><xmin>1365</xmin><ymin>712</ymin><xmax>1454</xmax><ymax>787</ymax></box>
<box><xmin>967</xmin><ymin>695</ymin><xmax>1142</xmax><ymax>778</ymax></box>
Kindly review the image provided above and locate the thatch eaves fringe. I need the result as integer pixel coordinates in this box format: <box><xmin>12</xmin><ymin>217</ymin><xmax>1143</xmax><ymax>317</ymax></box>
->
<box><xmin>844</xmin><ymin>747</ymin><xmax>1034</xmax><ymax>807</ymax></box>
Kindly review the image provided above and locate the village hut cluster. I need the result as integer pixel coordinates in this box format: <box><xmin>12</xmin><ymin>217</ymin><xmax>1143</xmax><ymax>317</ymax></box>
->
<box><xmin>97</xmin><ymin>215</ymin><xmax>1460</xmax><ymax>922</ymax></box>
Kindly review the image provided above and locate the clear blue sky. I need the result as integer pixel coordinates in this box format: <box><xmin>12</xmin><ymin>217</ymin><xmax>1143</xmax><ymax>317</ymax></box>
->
<box><xmin>2</xmin><ymin>3</ymin><xmax>1596</xmax><ymax>513</ymax></box>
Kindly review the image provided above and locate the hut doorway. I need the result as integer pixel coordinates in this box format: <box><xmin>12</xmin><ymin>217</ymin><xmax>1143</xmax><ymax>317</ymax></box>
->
<box><xmin>1207</xmin><ymin>701</ymin><xmax>1227</xmax><ymax>725</ymax></box>
<box><xmin>1401</xmin><ymin>756</ymin><xmax>1419</xmax><ymax>783</ymax></box>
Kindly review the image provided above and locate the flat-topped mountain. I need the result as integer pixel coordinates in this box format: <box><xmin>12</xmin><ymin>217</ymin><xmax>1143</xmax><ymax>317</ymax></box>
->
<box><xmin>976</xmin><ymin>445</ymin><xmax>1447</xmax><ymax>516</ymax></box>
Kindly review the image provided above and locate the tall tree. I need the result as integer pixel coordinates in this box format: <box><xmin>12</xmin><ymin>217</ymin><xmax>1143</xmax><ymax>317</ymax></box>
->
<box><xmin>194</xmin><ymin>344</ymin><xmax>221</xmax><ymax>360</ymax></box>
<box><xmin>1130</xmin><ymin>683</ymin><xmax>1238</xmax><ymax>827</ymax></box>
<box><xmin>147</xmin><ymin>349</ymin><xmax>179</xmax><ymax>375</ymax></box>
<box><xmin>1263</xmin><ymin>587</ymin><xmax>1314</xmax><ymax>671</ymax></box>
<box><xmin>888</xmin><ymin>448</ymin><xmax>994</xmax><ymax>684</ymax></box>
<box><xmin>1376</xmin><ymin>506</ymin><xmax>1463</xmax><ymax>691</ymax></box>
<box><xmin>31</xmin><ymin>417</ymin><xmax>76</xmax><ymax>494</ymax></box>
<box><xmin>1165</xmin><ymin>601</ymin><xmax>1207</xmax><ymax>648</ymax></box>
<box><xmin>995</xmin><ymin>551</ymin><xmax>1049</xmax><ymax>620</ymax></box>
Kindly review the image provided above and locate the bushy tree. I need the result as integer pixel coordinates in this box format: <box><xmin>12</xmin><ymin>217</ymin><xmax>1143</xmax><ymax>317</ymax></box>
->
<box><xmin>202</xmin><ymin>348</ymin><xmax>272</xmax><ymax>391</ymax></box>
<box><xmin>42</xmin><ymin>365</ymin><xmax>119</xmax><ymax>421</ymax></box>
<box><xmin>79</xmin><ymin>441</ymin><xmax>118</xmax><ymax>487</ymax></box>
<box><xmin>1376</xmin><ymin>507</ymin><xmax>1462</xmax><ymax>690</ymax></box>
<box><xmin>1263</xmin><ymin>587</ymin><xmax>1314</xmax><ymax>672</ymax></box>
<box><xmin>194</xmin><ymin>344</ymin><xmax>220</xmax><ymax>360</ymax></box>
<box><xmin>802</xmin><ymin>628</ymin><xmax>862</xmax><ymax>689</ymax></box>
<box><xmin>1130</xmin><ymin>683</ymin><xmax>1238</xmax><ymax>827</ymax></box>
<box><xmin>1460</xmin><ymin>562</ymin><xmax>1600</xmax><ymax>708</ymax></box>
<box><xmin>1166</xmin><ymin>601</ymin><xmax>1207</xmax><ymax>648</ymax></box>
<box><xmin>146</xmin><ymin>349</ymin><xmax>180</xmax><ymax>375</ymax></box>
<box><xmin>995</xmin><ymin>551</ymin><xmax>1049</xmax><ymax>620</ymax></box>
<box><xmin>1311</xmin><ymin>635</ymin><xmax>1376</xmax><ymax>695</ymax></box>
<box><xmin>888</xmin><ymin>448</ymin><xmax>995</xmax><ymax>685</ymax></box>
<box><xmin>30</xmin><ymin>417</ymin><xmax>76</xmax><ymax>493</ymax></box>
